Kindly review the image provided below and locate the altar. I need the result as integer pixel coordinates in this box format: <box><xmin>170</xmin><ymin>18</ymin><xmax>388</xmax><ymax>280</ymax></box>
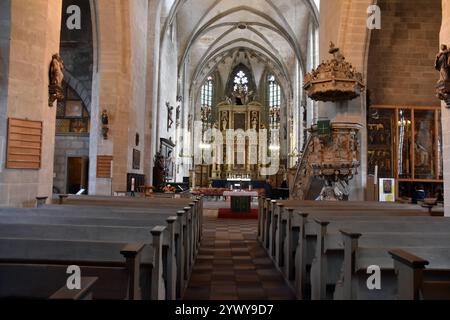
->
<box><xmin>192</xmin><ymin>65</ymin><xmax>285</xmax><ymax>188</ymax></box>
<box><xmin>223</xmin><ymin>191</ymin><xmax>259</xmax><ymax>213</ymax></box>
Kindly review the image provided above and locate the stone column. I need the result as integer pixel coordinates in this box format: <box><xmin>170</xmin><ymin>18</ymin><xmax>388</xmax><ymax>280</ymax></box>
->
<box><xmin>0</xmin><ymin>0</ymin><xmax>62</xmax><ymax>207</ymax></box>
<box><xmin>89</xmin><ymin>0</ymin><xmax>132</xmax><ymax>195</ymax></box>
<box><xmin>145</xmin><ymin>0</ymin><xmax>162</xmax><ymax>185</ymax></box>
<box><xmin>440</xmin><ymin>0</ymin><xmax>450</xmax><ymax>217</ymax></box>
<box><xmin>318</xmin><ymin>0</ymin><xmax>372</xmax><ymax>201</ymax></box>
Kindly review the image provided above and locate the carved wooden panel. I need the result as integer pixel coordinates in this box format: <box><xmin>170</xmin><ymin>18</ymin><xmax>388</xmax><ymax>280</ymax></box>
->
<box><xmin>97</xmin><ymin>156</ymin><xmax>113</xmax><ymax>178</ymax></box>
<box><xmin>6</xmin><ymin>118</ymin><xmax>43</xmax><ymax>170</ymax></box>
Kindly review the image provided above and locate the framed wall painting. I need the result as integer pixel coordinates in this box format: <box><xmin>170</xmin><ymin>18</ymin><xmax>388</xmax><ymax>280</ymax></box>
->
<box><xmin>65</xmin><ymin>100</ymin><xmax>83</xmax><ymax>118</ymax></box>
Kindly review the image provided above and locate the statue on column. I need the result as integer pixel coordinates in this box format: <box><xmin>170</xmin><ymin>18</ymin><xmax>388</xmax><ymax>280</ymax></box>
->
<box><xmin>435</xmin><ymin>44</ymin><xmax>450</xmax><ymax>104</ymax></box>
<box><xmin>166</xmin><ymin>102</ymin><xmax>174</xmax><ymax>129</ymax></box>
<box><xmin>48</xmin><ymin>53</ymin><xmax>65</xmax><ymax>106</ymax></box>
<box><xmin>251</xmin><ymin>111</ymin><xmax>259</xmax><ymax>130</ymax></box>
<box><xmin>176</xmin><ymin>106</ymin><xmax>181</xmax><ymax>127</ymax></box>
<box><xmin>221</xmin><ymin>111</ymin><xmax>229</xmax><ymax>131</ymax></box>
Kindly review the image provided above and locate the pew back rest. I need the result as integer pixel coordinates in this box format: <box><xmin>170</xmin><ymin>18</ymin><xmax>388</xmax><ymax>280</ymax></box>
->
<box><xmin>0</xmin><ymin>223</ymin><xmax>156</xmax><ymax>244</ymax></box>
<box><xmin>0</xmin><ymin>238</ymin><xmax>154</xmax><ymax>264</ymax></box>
<box><xmin>356</xmin><ymin>247</ymin><xmax>450</xmax><ymax>272</ymax></box>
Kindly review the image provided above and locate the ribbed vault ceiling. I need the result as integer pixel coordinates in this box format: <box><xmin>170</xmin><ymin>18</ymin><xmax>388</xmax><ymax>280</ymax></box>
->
<box><xmin>163</xmin><ymin>0</ymin><xmax>319</xmax><ymax>100</ymax></box>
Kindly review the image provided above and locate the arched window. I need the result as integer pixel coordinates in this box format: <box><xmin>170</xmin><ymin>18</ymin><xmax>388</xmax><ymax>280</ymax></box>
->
<box><xmin>234</xmin><ymin>70</ymin><xmax>249</xmax><ymax>92</ymax></box>
<box><xmin>268</xmin><ymin>75</ymin><xmax>281</xmax><ymax>129</ymax></box>
<box><xmin>268</xmin><ymin>75</ymin><xmax>281</xmax><ymax>108</ymax></box>
<box><xmin>201</xmin><ymin>76</ymin><xmax>213</xmax><ymax>107</ymax></box>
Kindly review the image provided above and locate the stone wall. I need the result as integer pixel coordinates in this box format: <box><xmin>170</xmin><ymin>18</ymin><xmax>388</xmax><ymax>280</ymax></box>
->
<box><xmin>0</xmin><ymin>0</ymin><xmax>62</xmax><ymax>207</ymax></box>
<box><xmin>88</xmin><ymin>0</ymin><xmax>155</xmax><ymax>195</ymax></box>
<box><xmin>158</xmin><ymin>22</ymin><xmax>178</xmax><ymax>147</ymax></box>
<box><xmin>156</xmin><ymin>19</ymin><xmax>179</xmax><ymax>182</ymax></box>
<box><xmin>440</xmin><ymin>0</ymin><xmax>450</xmax><ymax>217</ymax></box>
<box><xmin>53</xmin><ymin>135</ymin><xmax>89</xmax><ymax>194</ymax></box>
<box><xmin>0</xmin><ymin>0</ymin><xmax>11</xmax><ymax>183</ymax></box>
<box><xmin>127</xmin><ymin>0</ymin><xmax>148</xmax><ymax>177</ymax></box>
<box><xmin>144</xmin><ymin>0</ymin><xmax>162</xmax><ymax>185</ymax></box>
<box><xmin>367</xmin><ymin>0</ymin><xmax>442</xmax><ymax>107</ymax></box>
<box><xmin>88</xmin><ymin>0</ymin><xmax>131</xmax><ymax>195</ymax></box>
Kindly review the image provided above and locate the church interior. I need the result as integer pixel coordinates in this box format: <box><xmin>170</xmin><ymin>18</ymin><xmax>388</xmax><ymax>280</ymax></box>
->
<box><xmin>1</xmin><ymin>0</ymin><xmax>450</xmax><ymax>302</ymax></box>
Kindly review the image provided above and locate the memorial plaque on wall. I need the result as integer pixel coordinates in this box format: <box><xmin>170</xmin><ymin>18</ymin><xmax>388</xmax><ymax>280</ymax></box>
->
<box><xmin>97</xmin><ymin>155</ymin><xmax>113</xmax><ymax>178</ymax></box>
<box><xmin>6</xmin><ymin>118</ymin><xmax>43</xmax><ymax>170</ymax></box>
<box><xmin>132</xmin><ymin>149</ymin><xmax>141</xmax><ymax>170</ymax></box>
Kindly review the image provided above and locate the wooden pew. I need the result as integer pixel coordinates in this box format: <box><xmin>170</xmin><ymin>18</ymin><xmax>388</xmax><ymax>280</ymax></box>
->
<box><xmin>50</xmin><ymin>277</ymin><xmax>98</xmax><ymax>300</ymax></box>
<box><xmin>258</xmin><ymin>198</ymin><xmax>436</xmax><ymax>299</ymax></box>
<box><xmin>334</xmin><ymin>231</ymin><xmax>450</xmax><ymax>300</ymax></box>
<box><xmin>54</xmin><ymin>195</ymin><xmax>204</xmax><ymax>268</ymax></box>
<box><xmin>0</xmin><ymin>206</ymin><xmax>197</xmax><ymax>300</ymax></box>
<box><xmin>258</xmin><ymin>198</ymin><xmax>450</xmax><ymax>300</ymax></box>
<box><xmin>57</xmin><ymin>195</ymin><xmax>195</xmax><ymax>207</ymax></box>
<box><xmin>260</xmin><ymin>198</ymin><xmax>429</xmax><ymax>268</ymax></box>
<box><xmin>3</xmin><ymin>196</ymin><xmax>203</xmax><ymax>273</ymax></box>
<box><xmin>389</xmin><ymin>250</ymin><xmax>450</xmax><ymax>300</ymax></box>
<box><xmin>0</xmin><ymin>210</ymin><xmax>183</xmax><ymax>300</ymax></box>
<box><xmin>312</xmin><ymin>224</ymin><xmax>450</xmax><ymax>300</ymax></box>
<box><xmin>302</xmin><ymin>216</ymin><xmax>450</xmax><ymax>300</ymax></box>
<box><xmin>0</xmin><ymin>195</ymin><xmax>203</xmax><ymax>300</ymax></box>
<box><xmin>0</xmin><ymin>238</ymin><xmax>156</xmax><ymax>300</ymax></box>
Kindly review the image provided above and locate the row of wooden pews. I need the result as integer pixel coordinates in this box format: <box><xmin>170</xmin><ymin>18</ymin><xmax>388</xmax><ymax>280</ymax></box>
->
<box><xmin>0</xmin><ymin>195</ymin><xmax>203</xmax><ymax>300</ymax></box>
<box><xmin>257</xmin><ymin>197</ymin><xmax>450</xmax><ymax>300</ymax></box>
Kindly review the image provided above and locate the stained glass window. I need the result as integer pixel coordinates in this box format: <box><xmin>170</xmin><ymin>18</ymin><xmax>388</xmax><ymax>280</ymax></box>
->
<box><xmin>201</xmin><ymin>76</ymin><xmax>213</xmax><ymax>107</ymax></box>
<box><xmin>234</xmin><ymin>70</ymin><xmax>249</xmax><ymax>92</ymax></box>
<box><xmin>268</xmin><ymin>75</ymin><xmax>281</xmax><ymax>108</ymax></box>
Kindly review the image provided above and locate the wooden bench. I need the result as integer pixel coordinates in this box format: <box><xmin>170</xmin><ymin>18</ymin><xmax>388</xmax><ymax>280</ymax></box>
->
<box><xmin>0</xmin><ymin>238</ymin><xmax>157</xmax><ymax>300</ymax></box>
<box><xmin>44</xmin><ymin>196</ymin><xmax>202</xmax><ymax>270</ymax></box>
<box><xmin>0</xmin><ymin>197</ymin><xmax>203</xmax><ymax>300</ymax></box>
<box><xmin>257</xmin><ymin>198</ymin><xmax>450</xmax><ymax>300</ymax></box>
<box><xmin>298</xmin><ymin>216</ymin><xmax>449</xmax><ymax>299</ymax></box>
<box><xmin>333</xmin><ymin>231</ymin><xmax>450</xmax><ymax>300</ymax></box>
<box><xmin>260</xmin><ymin>199</ymin><xmax>429</xmax><ymax>265</ymax></box>
<box><xmin>311</xmin><ymin>223</ymin><xmax>450</xmax><ymax>300</ymax></box>
<box><xmin>389</xmin><ymin>249</ymin><xmax>450</xmax><ymax>300</ymax></box>
<box><xmin>54</xmin><ymin>195</ymin><xmax>204</xmax><ymax>257</ymax></box>
<box><xmin>50</xmin><ymin>277</ymin><xmax>98</xmax><ymax>300</ymax></box>
<box><xmin>0</xmin><ymin>211</ymin><xmax>185</xmax><ymax>300</ymax></box>
<box><xmin>258</xmin><ymin>198</ymin><xmax>438</xmax><ymax>298</ymax></box>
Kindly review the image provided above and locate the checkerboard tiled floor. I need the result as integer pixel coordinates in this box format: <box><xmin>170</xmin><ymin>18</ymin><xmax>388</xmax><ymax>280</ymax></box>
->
<box><xmin>183</xmin><ymin>211</ymin><xmax>296</xmax><ymax>300</ymax></box>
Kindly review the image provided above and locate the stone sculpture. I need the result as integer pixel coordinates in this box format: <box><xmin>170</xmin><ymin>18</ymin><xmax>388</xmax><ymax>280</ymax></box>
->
<box><xmin>167</xmin><ymin>102</ymin><xmax>174</xmax><ymax>130</ymax></box>
<box><xmin>48</xmin><ymin>53</ymin><xmax>65</xmax><ymax>106</ymax></box>
<box><xmin>435</xmin><ymin>44</ymin><xmax>450</xmax><ymax>105</ymax></box>
<box><xmin>101</xmin><ymin>110</ymin><xmax>109</xmax><ymax>140</ymax></box>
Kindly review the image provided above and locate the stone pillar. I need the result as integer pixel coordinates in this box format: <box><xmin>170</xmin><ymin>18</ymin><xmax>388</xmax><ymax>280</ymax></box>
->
<box><xmin>145</xmin><ymin>0</ymin><xmax>162</xmax><ymax>186</ymax></box>
<box><xmin>89</xmin><ymin>0</ymin><xmax>132</xmax><ymax>195</ymax></box>
<box><xmin>0</xmin><ymin>1</ymin><xmax>11</xmax><ymax>191</ymax></box>
<box><xmin>89</xmin><ymin>0</ymin><xmax>154</xmax><ymax>196</ymax></box>
<box><xmin>0</xmin><ymin>0</ymin><xmax>62</xmax><ymax>207</ymax></box>
<box><xmin>318</xmin><ymin>0</ymin><xmax>372</xmax><ymax>201</ymax></box>
<box><xmin>440</xmin><ymin>0</ymin><xmax>450</xmax><ymax>217</ymax></box>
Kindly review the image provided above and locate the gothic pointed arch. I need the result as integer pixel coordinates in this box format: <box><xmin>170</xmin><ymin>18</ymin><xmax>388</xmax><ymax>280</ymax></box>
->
<box><xmin>225</xmin><ymin>63</ymin><xmax>256</xmax><ymax>104</ymax></box>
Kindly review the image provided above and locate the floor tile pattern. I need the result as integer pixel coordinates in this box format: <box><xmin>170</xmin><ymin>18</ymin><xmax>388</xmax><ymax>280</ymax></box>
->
<box><xmin>184</xmin><ymin>214</ymin><xmax>296</xmax><ymax>300</ymax></box>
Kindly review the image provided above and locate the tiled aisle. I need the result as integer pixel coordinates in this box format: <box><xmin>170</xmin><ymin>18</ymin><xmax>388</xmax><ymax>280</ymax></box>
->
<box><xmin>183</xmin><ymin>210</ymin><xmax>296</xmax><ymax>300</ymax></box>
